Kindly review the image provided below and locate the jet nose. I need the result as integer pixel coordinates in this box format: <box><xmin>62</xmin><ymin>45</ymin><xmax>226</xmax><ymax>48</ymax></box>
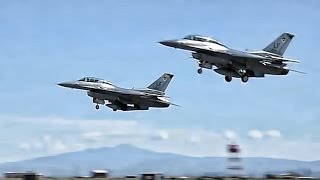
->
<box><xmin>57</xmin><ymin>82</ymin><xmax>69</xmax><ymax>87</ymax></box>
<box><xmin>58</xmin><ymin>81</ymin><xmax>78</xmax><ymax>88</ymax></box>
<box><xmin>159</xmin><ymin>40</ymin><xmax>179</xmax><ymax>47</ymax></box>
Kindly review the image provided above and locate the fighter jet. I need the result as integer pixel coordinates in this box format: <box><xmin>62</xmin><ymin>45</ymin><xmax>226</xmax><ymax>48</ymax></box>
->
<box><xmin>58</xmin><ymin>73</ymin><xmax>176</xmax><ymax>111</ymax></box>
<box><xmin>159</xmin><ymin>33</ymin><xmax>304</xmax><ymax>83</ymax></box>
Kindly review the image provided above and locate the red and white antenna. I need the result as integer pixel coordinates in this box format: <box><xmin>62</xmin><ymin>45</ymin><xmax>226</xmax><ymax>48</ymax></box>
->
<box><xmin>226</xmin><ymin>143</ymin><xmax>244</xmax><ymax>177</ymax></box>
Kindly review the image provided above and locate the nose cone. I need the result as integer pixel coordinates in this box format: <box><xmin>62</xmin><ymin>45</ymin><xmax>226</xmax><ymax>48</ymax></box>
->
<box><xmin>57</xmin><ymin>82</ymin><xmax>70</xmax><ymax>88</ymax></box>
<box><xmin>57</xmin><ymin>81</ymin><xmax>79</xmax><ymax>88</ymax></box>
<box><xmin>159</xmin><ymin>40</ymin><xmax>180</xmax><ymax>48</ymax></box>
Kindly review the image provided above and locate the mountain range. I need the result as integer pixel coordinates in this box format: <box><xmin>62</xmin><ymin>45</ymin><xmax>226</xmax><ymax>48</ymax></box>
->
<box><xmin>0</xmin><ymin>144</ymin><xmax>319</xmax><ymax>177</ymax></box>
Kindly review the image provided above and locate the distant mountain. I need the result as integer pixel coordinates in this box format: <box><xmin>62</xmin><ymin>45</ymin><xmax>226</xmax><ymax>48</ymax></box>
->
<box><xmin>0</xmin><ymin>144</ymin><xmax>319</xmax><ymax>177</ymax></box>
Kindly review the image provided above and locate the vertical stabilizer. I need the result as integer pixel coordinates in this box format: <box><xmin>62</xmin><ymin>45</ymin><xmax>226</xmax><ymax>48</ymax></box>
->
<box><xmin>263</xmin><ymin>32</ymin><xmax>294</xmax><ymax>56</ymax></box>
<box><xmin>147</xmin><ymin>73</ymin><xmax>174</xmax><ymax>92</ymax></box>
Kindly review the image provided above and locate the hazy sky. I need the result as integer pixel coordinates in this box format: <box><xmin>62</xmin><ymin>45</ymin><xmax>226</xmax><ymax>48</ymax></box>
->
<box><xmin>0</xmin><ymin>0</ymin><xmax>319</xmax><ymax>162</ymax></box>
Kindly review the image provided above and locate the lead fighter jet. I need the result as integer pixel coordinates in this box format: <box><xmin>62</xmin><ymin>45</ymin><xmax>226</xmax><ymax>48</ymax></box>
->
<box><xmin>58</xmin><ymin>73</ymin><xmax>176</xmax><ymax>111</ymax></box>
<box><xmin>160</xmin><ymin>33</ymin><xmax>304</xmax><ymax>83</ymax></box>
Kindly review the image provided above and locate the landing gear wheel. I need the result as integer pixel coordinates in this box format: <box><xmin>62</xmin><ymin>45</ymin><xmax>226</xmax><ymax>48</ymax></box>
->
<box><xmin>225</xmin><ymin>76</ymin><xmax>232</xmax><ymax>82</ymax></box>
<box><xmin>112</xmin><ymin>109</ymin><xmax>117</xmax><ymax>112</ymax></box>
<box><xmin>241</xmin><ymin>75</ymin><xmax>249</xmax><ymax>83</ymax></box>
<box><xmin>197</xmin><ymin>68</ymin><xmax>203</xmax><ymax>74</ymax></box>
<box><xmin>95</xmin><ymin>104</ymin><xmax>100</xmax><ymax>110</ymax></box>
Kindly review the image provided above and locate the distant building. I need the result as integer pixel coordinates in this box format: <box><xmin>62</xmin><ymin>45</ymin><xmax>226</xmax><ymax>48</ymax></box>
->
<box><xmin>23</xmin><ymin>172</ymin><xmax>42</xmax><ymax>180</ymax></box>
<box><xmin>265</xmin><ymin>172</ymin><xmax>315</xmax><ymax>179</ymax></box>
<box><xmin>226</xmin><ymin>143</ymin><xmax>244</xmax><ymax>177</ymax></box>
<box><xmin>126</xmin><ymin>175</ymin><xmax>138</xmax><ymax>179</ymax></box>
<box><xmin>141</xmin><ymin>173</ymin><xmax>164</xmax><ymax>180</ymax></box>
<box><xmin>91</xmin><ymin>170</ymin><xmax>109</xmax><ymax>178</ymax></box>
<box><xmin>4</xmin><ymin>172</ymin><xmax>26</xmax><ymax>178</ymax></box>
<box><xmin>4</xmin><ymin>172</ymin><xmax>41</xmax><ymax>179</ymax></box>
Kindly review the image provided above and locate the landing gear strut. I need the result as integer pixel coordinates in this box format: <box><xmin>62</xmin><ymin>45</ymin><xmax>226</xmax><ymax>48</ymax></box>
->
<box><xmin>241</xmin><ymin>75</ymin><xmax>249</xmax><ymax>83</ymax></box>
<box><xmin>197</xmin><ymin>68</ymin><xmax>203</xmax><ymax>74</ymax></box>
<box><xmin>95</xmin><ymin>104</ymin><xmax>100</xmax><ymax>110</ymax></box>
<box><xmin>225</xmin><ymin>76</ymin><xmax>232</xmax><ymax>82</ymax></box>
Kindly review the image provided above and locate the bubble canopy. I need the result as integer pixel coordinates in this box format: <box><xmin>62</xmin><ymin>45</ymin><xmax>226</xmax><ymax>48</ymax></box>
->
<box><xmin>183</xmin><ymin>35</ymin><xmax>227</xmax><ymax>47</ymax></box>
<box><xmin>78</xmin><ymin>77</ymin><xmax>113</xmax><ymax>85</ymax></box>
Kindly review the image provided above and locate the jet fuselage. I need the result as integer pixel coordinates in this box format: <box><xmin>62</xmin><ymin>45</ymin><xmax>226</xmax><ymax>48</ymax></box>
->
<box><xmin>159</xmin><ymin>34</ymin><xmax>295</xmax><ymax>82</ymax></box>
<box><xmin>58</xmin><ymin>76</ymin><xmax>172</xmax><ymax>111</ymax></box>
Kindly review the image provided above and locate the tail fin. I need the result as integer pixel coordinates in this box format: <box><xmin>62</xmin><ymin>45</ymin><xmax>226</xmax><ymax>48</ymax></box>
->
<box><xmin>147</xmin><ymin>73</ymin><xmax>174</xmax><ymax>92</ymax></box>
<box><xmin>263</xmin><ymin>32</ymin><xmax>295</xmax><ymax>56</ymax></box>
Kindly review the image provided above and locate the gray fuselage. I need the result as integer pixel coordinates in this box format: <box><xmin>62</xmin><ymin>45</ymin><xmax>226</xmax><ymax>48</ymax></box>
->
<box><xmin>159</xmin><ymin>36</ymin><xmax>289</xmax><ymax>77</ymax></box>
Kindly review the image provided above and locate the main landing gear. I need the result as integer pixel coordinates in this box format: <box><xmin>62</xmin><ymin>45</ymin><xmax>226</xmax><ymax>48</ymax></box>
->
<box><xmin>197</xmin><ymin>68</ymin><xmax>203</xmax><ymax>74</ymax></box>
<box><xmin>241</xmin><ymin>75</ymin><xmax>249</xmax><ymax>83</ymax></box>
<box><xmin>224</xmin><ymin>75</ymin><xmax>248</xmax><ymax>83</ymax></box>
<box><xmin>225</xmin><ymin>76</ymin><xmax>232</xmax><ymax>82</ymax></box>
<box><xmin>95</xmin><ymin>104</ymin><xmax>100</xmax><ymax>110</ymax></box>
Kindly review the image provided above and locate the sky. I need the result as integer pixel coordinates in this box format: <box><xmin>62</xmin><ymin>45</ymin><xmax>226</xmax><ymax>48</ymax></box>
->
<box><xmin>0</xmin><ymin>0</ymin><xmax>319</xmax><ymax>163</ymax></box>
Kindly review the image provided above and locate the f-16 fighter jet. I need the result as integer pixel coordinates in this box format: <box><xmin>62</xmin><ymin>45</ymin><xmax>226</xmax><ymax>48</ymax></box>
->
<box><xmin>160</xmin><ymin>33</ymin><xmax>304</xmax><ymax>83</ymax></box>
<box><xmin>58</xmin><ymin>73</ymin><xmax>176</xmax><ymax>111</ymax></box>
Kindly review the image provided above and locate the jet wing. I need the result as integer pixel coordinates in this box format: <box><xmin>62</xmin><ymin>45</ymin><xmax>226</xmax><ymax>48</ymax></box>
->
<box><xmin>264</xmin><ymin>56</ymin><xmax>300</xmax><ymax>63</ymax></box>
<box><xmin>197</xmin><ymin>46</ymin><xmax>301</xmax><ymax>64</ymax></box>
<box><xmin>93</xmin><ymin>87</ymin><xmax>158</xmax><ymax>97</ymax></box>
<box><xmin>92</xmin><ymin>88</ymin><xmax>163</xmax><ymax>103</ymax></box>
<box><xmin>189</xmin><ymin>44</ymin><xmax>302</xmax><ymax>65</ymax></box>
<box><xmin>187</xmin><ymin>44</ymin><xmax>266</xmax><ymax>61</ymax></box>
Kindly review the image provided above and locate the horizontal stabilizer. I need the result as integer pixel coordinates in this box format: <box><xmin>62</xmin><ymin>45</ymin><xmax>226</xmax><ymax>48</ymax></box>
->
<box><xmin>284</xmin><ymin>68</ymin><xmax>306</xmax><ymax>74</ymax></box>
<box><xmin>170</xmin><ymin>102</ymin><xmax>180</xmax><ymax>107</ymax></box>
<box><xmin>289</xmin><ymin>69</ymin><xmax>306</xmax><ymax>74</ymax></box>
<box><xmin>280</xmin><ymin>59</ymin><xmax>300</xmax><ymax>63</ymax></box>
<box><xmin>268</xmin><ymin>56</ymin><xmax>300</xmax><ymax>63</ymax></box>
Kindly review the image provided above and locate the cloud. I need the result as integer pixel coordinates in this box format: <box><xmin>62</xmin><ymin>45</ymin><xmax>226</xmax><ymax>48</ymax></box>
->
<box><xmin>248</xmin><ymin>130</ymin><xmax>264</xmax><ymax>140</ymax></box>
<box><xmin>265</xmin><ymin>130</ymin><xmax>282</xmax><ymax>139</ymax></box>
<box><xmin>247</xmin><ymin>130</ymin><xmax>282</xmax><ymax>140</ymax></box>
<box><xmin>19</xmin><ymin>142</ymin><xmax>32</xmax><ymax>151</ymax></box>
<box><xmin>52</xmin><ymin>140</ymin><xmax>67</xmax><ymax>152</ymax></box>
<box><xmin>31</xmin><ymin>140</ymin><xmax>45</xmax><ymax>150</ymax></box>
<box><xmin>82</xmin><ymin>132</ymin><xmax>104</xmax><ymax>142</ymax></box>
<box><xmin>224</xmin><ymin>130</ymin><xmax>238</xmax><ymax>140</ymax></box>
<box><xmin>2</xmin><ymin>115</ymin><xmax>319</xmax><ymax>162</ymax></box>
<box><xmin>190</xmin><ymin>135</ymin><xmax>200</xmax><ymax>143</ymax></box>
<box><xmin>41</xmin><ymin>135</ymin><xmax>68</xmax><ymax>152</ymax></box>
<box><xmin>18</xmin><ymin>135</ymin><xmax>67</xmax><ymax>153</ymax></box>
<box><xmin>8</xmin><ymin>116</ymin><xmax>229</xmax><ymax>158</ymax></box>
<box><xmin>159</xmin><ymin>130</ymin><xmax>169</xmax><ymax>140</ymax></box>
<box><xmin>43</xmin><ymin>135</ymin><xmax>53</xmax><ymax>146</ymax></box>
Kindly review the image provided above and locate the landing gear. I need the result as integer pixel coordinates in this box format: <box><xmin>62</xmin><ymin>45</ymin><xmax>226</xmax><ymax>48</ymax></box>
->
<box><xmin>241</xmin><ymin>75</ymin><xmax>249</xmax><ymax>83</ymax></box>
<box><xmin>225</xmin><ymin>76</ymin><xmax>232</xmax><ymax>82</ymax></box>
<box><xmin>95</xmin><ymin>104</ymin><xmax>100</xmax><ymax>110</ymax></box>
<box><xmin>112</xmin><ymin>108</ymin><xmax>117</xmax><ymax>112</ymax></box>
<box><xmin>197</xmin><ymin>68</ymin><xmax>203</xmax><ymax>74</ymax></box>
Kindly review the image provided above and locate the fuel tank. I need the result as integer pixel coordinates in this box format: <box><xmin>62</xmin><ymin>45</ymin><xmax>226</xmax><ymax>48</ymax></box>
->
<box><xmin>214</xmin><ymin>68</ymin><xmax>241</xmax><ymax>78</ymax></box>
<box><xmin>192</xmin><ymin>52</ymin><xmax>229</xmax><ymax>65</ymax></box>
<box><xmin>87</xmin><ymin>91</ymin><xmax>117</xmax><ymax>101</ymax></box>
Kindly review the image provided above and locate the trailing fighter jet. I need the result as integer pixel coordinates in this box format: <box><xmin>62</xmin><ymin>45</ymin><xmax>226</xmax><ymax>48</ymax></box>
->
<box><xmin>58</xmin><ymin>73</ymin><xmax>176</xmax><ymax>111</ymax></box>
<box><xmin>159</xmin><ymin>33</ymin><xmax>304</xmax><ymax>83</ymax></box>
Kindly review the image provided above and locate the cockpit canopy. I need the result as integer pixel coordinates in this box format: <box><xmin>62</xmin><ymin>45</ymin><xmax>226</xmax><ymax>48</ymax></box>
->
<box><xmin>78</xmin><ymin>77</ymin><xmax>113</xmax><ymax>85</ymax></box>
<box><xmin>183</xmin><ymin>35</ymin><xmax>227</xmax><ymax>47</ymax></box>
